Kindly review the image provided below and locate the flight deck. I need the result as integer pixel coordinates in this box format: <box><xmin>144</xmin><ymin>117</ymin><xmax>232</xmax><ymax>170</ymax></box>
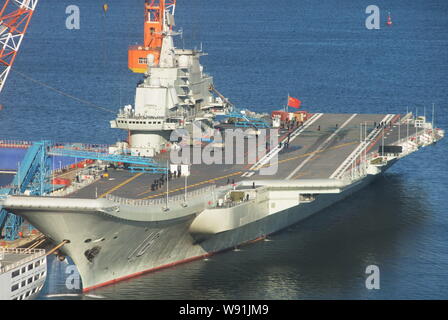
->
<box><xmin>68</xmin><ymin>113</ymin><xmax>420</xmax><ymax>201</ymax></box>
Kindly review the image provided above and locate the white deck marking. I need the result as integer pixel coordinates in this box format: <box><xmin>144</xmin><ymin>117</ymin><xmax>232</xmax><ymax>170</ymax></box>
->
<box><xmin>286</xmin><ymin>113</ymin><xmax>358</xmax><ymax>180</ymax></box>
<box><xmin>241</xmin><ymin>113</ymin><xmax>324</xmax><ymax>177</ymax></box>
<box><xmin>329</xmin><ymin>114</ymin><xmax>394</xmax><ymax>180</ymax></box>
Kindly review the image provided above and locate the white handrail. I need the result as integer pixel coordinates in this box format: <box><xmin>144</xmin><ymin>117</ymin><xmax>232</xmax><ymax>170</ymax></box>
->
<box><xmin>106</xmin><ymin>185</ymin><xmax>216</xmax><ymax>207</ymax></box>
<box><xmin>0</xmin><ymin>248</ymin><xmax>45</xmax><ymax>274</ymax></box>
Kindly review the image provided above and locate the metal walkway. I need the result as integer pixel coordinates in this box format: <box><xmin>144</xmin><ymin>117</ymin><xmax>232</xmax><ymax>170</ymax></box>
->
<box><xmin>48</xmin><ymin>147</ymin><xmax>163</xmax><ymax>167</ymax></box>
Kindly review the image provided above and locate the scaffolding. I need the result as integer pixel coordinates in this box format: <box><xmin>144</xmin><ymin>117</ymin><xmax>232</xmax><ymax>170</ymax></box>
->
<box><xmin>0</xmin><ymin>140</ymin><xmax>166</xmax><ymax>240</ymax></box>
<box><xmin>0</xmin><ymin>140</ymin><xmax>51</xmax><ymax>240</ymax></box>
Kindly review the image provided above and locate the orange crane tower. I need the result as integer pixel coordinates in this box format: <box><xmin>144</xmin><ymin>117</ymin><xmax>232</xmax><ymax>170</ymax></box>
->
<box><xmin>128</xmin><ymin>0</ymin><xmax>176</xmax><ymax>73</ymax></box>
<box><xmin>0</xmin><ymin>0</ymin><xmax>38</xmax><ymax>94</ymax></box>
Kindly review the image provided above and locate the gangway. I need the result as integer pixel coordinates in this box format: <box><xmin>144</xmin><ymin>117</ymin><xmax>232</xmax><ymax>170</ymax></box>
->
<box><xmin>48</xmin><ymin>147</ymin><xmax>165</xmax><ymax>169</ymax></box>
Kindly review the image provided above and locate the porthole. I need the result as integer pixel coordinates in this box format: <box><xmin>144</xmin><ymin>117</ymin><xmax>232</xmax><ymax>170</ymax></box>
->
<box><xmin>84</xmin><ymin>239</ymin><xmax>92</xmax><ymax>243</ymax></box>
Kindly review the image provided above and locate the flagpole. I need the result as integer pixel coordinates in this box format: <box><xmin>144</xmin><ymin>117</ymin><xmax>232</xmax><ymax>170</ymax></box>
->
<box><xmin>432</xmin><ymin>102</ymin><xmax>435</xmax><ymax>129</ymax></box>
<box><xmin>165</xmin><ymin>160</ymin><xmax>169</xmax><ymax>211</ymax></box>
<box><xmin>432</xmin><ymin>103</ymin><xmax>435</xmax><ymax>141</ymax></box>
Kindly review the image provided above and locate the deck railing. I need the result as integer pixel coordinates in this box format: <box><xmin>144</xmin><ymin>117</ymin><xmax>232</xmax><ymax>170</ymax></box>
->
<box><xmin>0</xmin><ymin>140</ymin><xmax>32</xmax><ymax>149</ymax></box>
<box><xmin>49</xmin><ymin>173</ymin><xmax>101</xmax><ymax>197</ymax></box>
<box><xmin>106</xmin><ymin>185</ymin><xmax>216</xmax><ymax>207</ymax></box>
<box><xmin>0</xmin><ymin>248</ymin><xmax>45</xmax><ymax>274</ymax></box>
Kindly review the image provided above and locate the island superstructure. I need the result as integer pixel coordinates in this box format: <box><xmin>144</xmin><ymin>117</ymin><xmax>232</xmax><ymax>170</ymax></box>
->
<box><xmin>0</xmin><ymin>0</ymin><xmax>444</xmax><ymax>292</ymax></box>
<box><xmin>111</xmin><ymin>0</ymin><xmax>229</xmax><ymax>157</ymax></box>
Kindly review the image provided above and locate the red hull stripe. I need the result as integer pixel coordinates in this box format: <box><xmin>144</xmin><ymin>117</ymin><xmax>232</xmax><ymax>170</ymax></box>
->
<box><xmin>82</xmin><ymin>235</ymin><xmax>267</xmax><ymax>293</ymax></box>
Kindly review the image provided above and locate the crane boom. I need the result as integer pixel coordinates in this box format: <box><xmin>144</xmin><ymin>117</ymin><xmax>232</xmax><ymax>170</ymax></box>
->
<box><xmin>0</xmin><ymin>0</ymin><xmax>38</xmax><ymax>94</ymax></box>
<box><xmin>128</xmin><ymin>0</ymin><xmax>176</xmax><ymax>73</ymax></box>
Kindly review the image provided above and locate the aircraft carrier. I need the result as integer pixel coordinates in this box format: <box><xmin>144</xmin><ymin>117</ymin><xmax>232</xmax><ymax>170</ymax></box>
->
<box><xmin>0</xmin><ymin>1</ymin><xmax>444</xmax><ymax>292</ymax></box>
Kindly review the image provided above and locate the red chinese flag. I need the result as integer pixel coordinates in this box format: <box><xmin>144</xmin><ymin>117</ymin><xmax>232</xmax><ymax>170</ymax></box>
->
<box><xmin>288</xmin><ymin>96</ymin><xmax>301</xmax><ymax>108</ymax></box>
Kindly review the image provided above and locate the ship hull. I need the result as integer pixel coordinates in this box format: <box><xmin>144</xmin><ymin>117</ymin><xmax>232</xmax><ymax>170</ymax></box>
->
<box><xmin>7</xmin><ymin>162</ymin><xmax>394</xmax><ymax>292</ymax></box>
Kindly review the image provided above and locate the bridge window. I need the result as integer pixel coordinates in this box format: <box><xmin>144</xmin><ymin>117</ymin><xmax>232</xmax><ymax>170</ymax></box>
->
<box><xmin>11</xmin><ymin>284</ymin><xmax>19</xmax><ymax>292</ymax></box>
<box><xmin>11</xmin><ymin>270</ymin><xmax>20</xmax><ymax>278</ymax></box>
<box><xmin>139</xmin><ymin>57</ymin><xmax>147</xmax><ymax>64</ymax></box>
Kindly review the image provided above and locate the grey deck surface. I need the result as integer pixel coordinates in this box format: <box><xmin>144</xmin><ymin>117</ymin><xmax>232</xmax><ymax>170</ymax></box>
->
<box><xmin>0</xmin><ymin>253</ymin><xmax>29</xmax><ymax>269</ymax></box>
<box><xmin>68</xmin><ymin>113</ymin><xmax>419</xmax><ymax>201</ymax></box>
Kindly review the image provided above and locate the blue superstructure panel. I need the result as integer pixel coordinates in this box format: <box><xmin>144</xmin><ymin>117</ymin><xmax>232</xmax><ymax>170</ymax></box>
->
<box><xmin>48</xmin><ymin>148</ymin><xmax>163</xmax><ymax>167</ymax></box>
<box><xmin>0</xmin><ymin>141</ymin><xmax>52</xmax><ymax>240</ymax></box>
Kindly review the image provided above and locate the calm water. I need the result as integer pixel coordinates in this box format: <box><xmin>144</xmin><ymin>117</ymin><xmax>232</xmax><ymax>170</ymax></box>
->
<box><xmin>1</xmin><ymin>0</ymin><xmax>447</xmax><ymax>299</ymax></box>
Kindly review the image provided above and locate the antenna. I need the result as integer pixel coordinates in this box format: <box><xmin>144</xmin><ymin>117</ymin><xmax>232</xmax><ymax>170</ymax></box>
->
<box><xmin>432</xmin><ymin>103</ymin><xmax>435</xmax><ymax>140</ymax></box>
<box><xmin>17</xmin><ymin>162</ymin><xmax>20</xmax><ymax>194</ymax></box>
<box><xmin>432</xmin><ymin>103</ymin><xmax>435</xmax><ymax>129</ymax></box>
<box><xmin>183</xmin><ymin>165</ymin><xmax>188</xmax><ymax>207</ymax></box>
<box><xmin>165</xmin><ymin>160</ymin><xmax>169</xmax><ymax>211</ymax></box>
<box><xmin>52</xmin><ymin>156</ymin><xmax>55</xmax><ymax>193</ymax></box>
<box><xmin>364</xmin><ymin>121</ymin><xmax>367</xmax><ymax>174</ymax></box>
<box><xmin>415</xmin><ymin>107</ymin><xmax>418</xmax><ymax>141</ymax></box>
<box><xmin>184</xmin><ymin>173</ymin><xmax>187</xmax><ymax>200</ymax></box>
<box><xmin>128</xmin><ymin>1</ymin><xmax>177</xmax><ymax>73</ymax></box>
<box><xmin>180</xmin><ymin>27</ymin><xmax>185</xmax><ymax>49</ymax></box>
<box><xmin>407</xmin><ymin>108</ymin><xmax>410</xmax><ymax>141</ymax></box>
